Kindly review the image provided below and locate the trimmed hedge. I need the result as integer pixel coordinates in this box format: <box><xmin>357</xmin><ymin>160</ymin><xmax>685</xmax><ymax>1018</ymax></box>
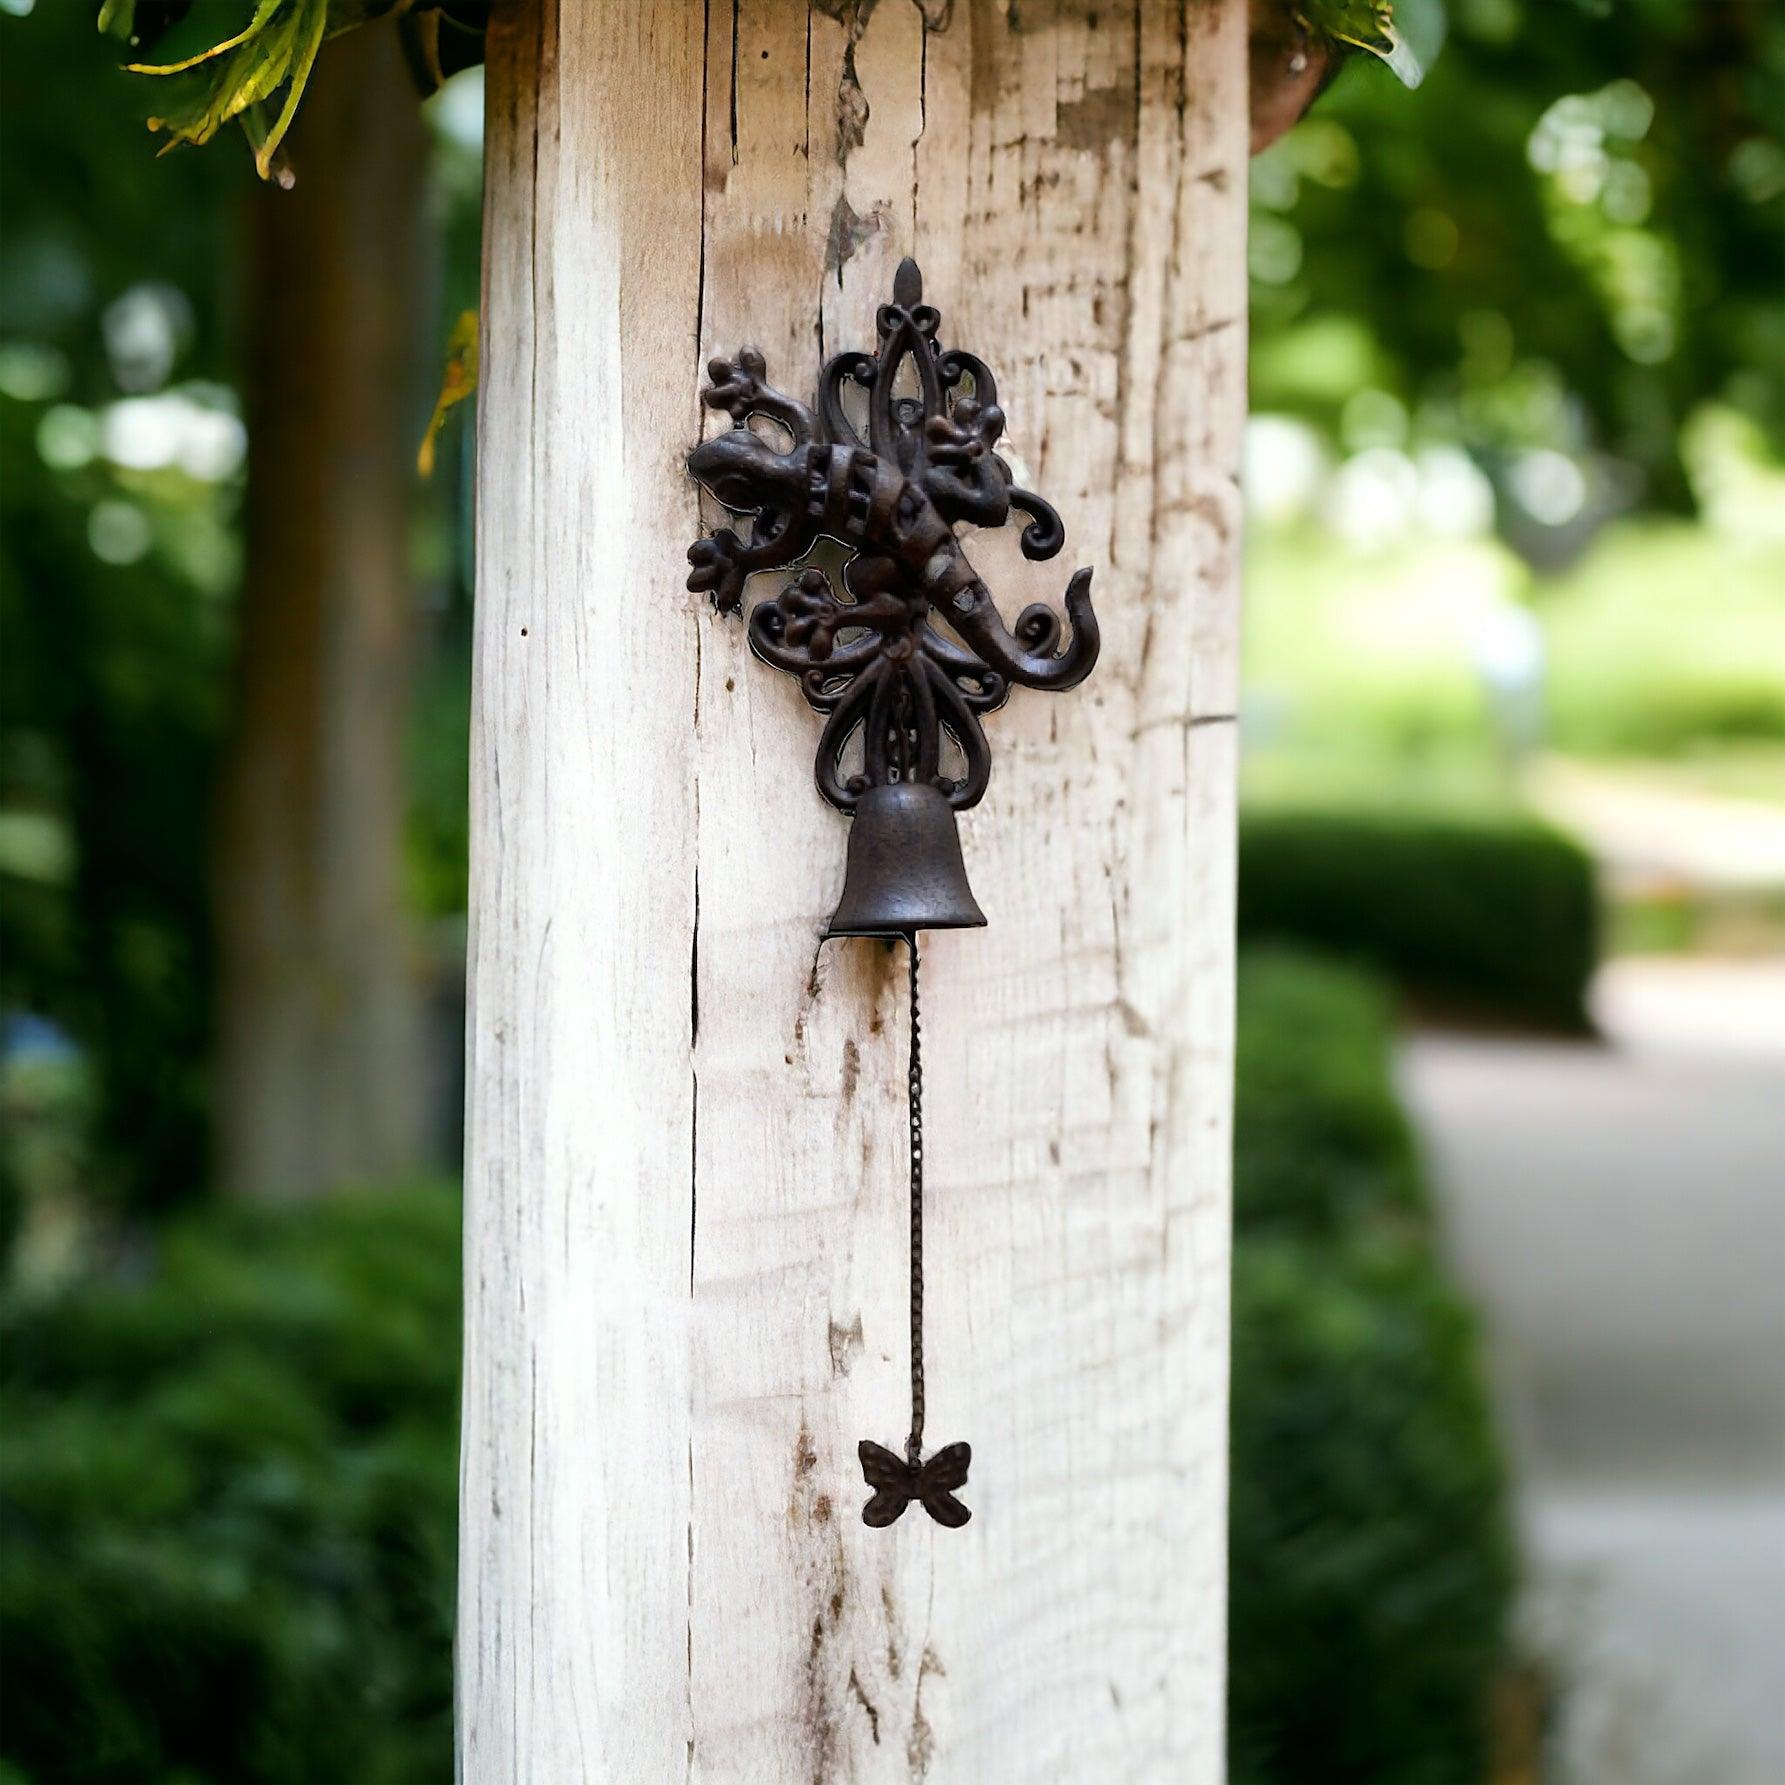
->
<box><xmin>1239</xmin><ymin>804</ymin><xmax>1599</xmax><ymax>1031</ymax></box>
<box><xmin>1229</xmin><ymin>1233</ymin><xmax>1516</xmax><ymax>1785</ymax></box>
<box><xmin>1233</xmin><ymin>948</ymin><xmax>1427</xmax><ymax>1241</ymax></box>
<box><xmin>0</xmin><ymin>1194</ymin><xmax>459</xmax><ymax>1784</ymax></box>
<box><xmin>1229</xmin><ymin>949</ymin><xmax>1515</xmax><ymax>1785</ymax></box>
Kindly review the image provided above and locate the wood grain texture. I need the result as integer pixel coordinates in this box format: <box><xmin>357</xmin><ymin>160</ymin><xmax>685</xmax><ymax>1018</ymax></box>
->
<box><xmin>459</xmin><ymin>1</ymin><xmax>1245</xmax><ymax>1778</ymax></box>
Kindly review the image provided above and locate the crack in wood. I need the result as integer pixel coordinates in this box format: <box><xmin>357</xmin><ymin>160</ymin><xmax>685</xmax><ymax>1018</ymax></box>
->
<box><xmin>791</xmin><ymin>1418</ymin><xmax>854</xmax><ymax>1782</ymax></box>
<box><xmin>907</xmin><ymin>1645</ymin><xmax>943</xmax><ymax>1778</ymax></box>
<box><xmin>848</xmin><ymin>1668</ymin><xmax>882</xmax><ymax>1743</ymax></box>
<box><xmin>825</xmin><ymin>191</ymin><xmax>884</xmax><ymax>272</ymax></box>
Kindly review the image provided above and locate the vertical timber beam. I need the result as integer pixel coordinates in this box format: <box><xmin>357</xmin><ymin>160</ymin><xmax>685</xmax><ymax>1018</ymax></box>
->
<box><xmin>459</xmin><ymin>0</ymin><xmax>1246</xmax><ymax>1778</ymax></box>
<box><xmin>459</xmin><ymin>0</ymin><xmax>703</xmax><ymax>1776</ymax></box>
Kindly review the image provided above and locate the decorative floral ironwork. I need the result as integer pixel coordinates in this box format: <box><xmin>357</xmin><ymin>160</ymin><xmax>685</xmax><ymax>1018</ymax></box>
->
<box><xmin>686</xmin><ymin>258</ymin><xmax>1099</xmax><ymax>814</ymax></box>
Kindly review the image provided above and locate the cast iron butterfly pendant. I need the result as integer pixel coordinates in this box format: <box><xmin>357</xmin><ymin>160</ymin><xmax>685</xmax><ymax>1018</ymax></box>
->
<box><xmin>858</xmin><ymin>1438</ymin><xmax>973</xmax><ymax>1529</ymax></box>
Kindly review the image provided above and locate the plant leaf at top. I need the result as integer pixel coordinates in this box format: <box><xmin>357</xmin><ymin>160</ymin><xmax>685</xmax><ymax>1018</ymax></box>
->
<box><xmin>123</xmin><ymin>0</ymin><xmax>284</xmax><ymax>75</ymax></box>
<box><xmin>1300</xmin><ymin>1</ymin><xmax>1424</xmax><ymax>88</ymax></box>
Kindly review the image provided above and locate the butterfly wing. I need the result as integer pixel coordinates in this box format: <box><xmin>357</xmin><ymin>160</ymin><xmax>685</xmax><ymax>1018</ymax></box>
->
<box><xmin>922</xmin><ymin>1442</ymin><xmax>971</xmax><ymax>1490</ymax></box>
<box><xmin>858</xmin><ymin>1439</ymin><xmax>915</xmax><ymax>1527</ymax></box>
<box><xmin>919</xmin><ymin>1484</ymin><xmax>972</xmax><ymax>1527</ymax></box>
<box><xmin>858</xmin><ymin>1440</ymin><xmax>910</xmax><ymax>1491</ymax></box>
<box><xmin>917</xmin><ymin>1441</ymin><xmax>972</xmax><ymax>1528</ymax></box>
<box><xmin>863</xmin><ymin>1488</ymin><xmax>912</xmax><ymax>1527</ymax></box>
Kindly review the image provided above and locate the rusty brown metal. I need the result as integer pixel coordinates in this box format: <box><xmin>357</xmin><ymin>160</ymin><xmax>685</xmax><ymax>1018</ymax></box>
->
<box><xmin>686</xmin><ymin>257</ymin><xmax>1099</xmax><ymax>936</ymax></box>
<box><xmin>686</xmin><ymin>261</ymin><xmax>1103</xmax><ymax>1526</ymax></box>
<box><xmin>825</xmin><ymin>783</ymin><xmax>985</xmax><ymax>940</ymax></box>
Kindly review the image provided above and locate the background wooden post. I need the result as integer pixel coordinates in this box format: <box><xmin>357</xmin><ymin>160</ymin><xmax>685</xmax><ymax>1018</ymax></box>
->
<box><xmin>459</xmin><ymin>0</ymin><xmax>1246</xmax><ymax>1776</ymax></box>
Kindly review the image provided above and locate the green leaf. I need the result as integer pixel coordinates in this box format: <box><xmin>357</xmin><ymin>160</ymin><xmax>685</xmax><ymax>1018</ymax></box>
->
<box><xmin>223</xmin><ymin>9</ymin><xmax>307</xmax><ymax>122</ymax></box>
<box><xmin>252</xmin><ymin>0</ymin><xmax>328</xmax><ymax>181</ymax></box>
<box><xmin>418</xmin><ymin>310</ymin><xmax>480</xmax><ymax>479</ymax></box>
<box><xmin>108</xmin><ymin>0</ymin><xmax>332</xmax><ymax>181</ymax></box>
<box><xmin>124</xmin><ymin>0</ymin><xmax>286</xmax><ymax>76</ymax></box>
<box><xmin>1301</xmin><ymin>1</ymin><xmax>1425</xmax><ymax>88</ymax></box>
<box><xmin>104</xmin><ymin>0</ymin><xmax>492</xmax><ymax>179</ymax></box>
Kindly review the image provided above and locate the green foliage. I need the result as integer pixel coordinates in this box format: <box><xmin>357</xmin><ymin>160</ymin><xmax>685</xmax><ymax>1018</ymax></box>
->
<box><xmin>1</xmin><ymin>0</ymin><xmax>246</xmax><ymax>1213</ymax></box>
<box><xmin>1234</xmin><ymin>949</ymin><xmax>1427</xmax><ymax>1239</ymax></box>
<box><xmin>98</xmin><ymin>1</ymin><xmax>492</xmax><ymax>180</ymax></box>
<box><xmin>1253</xmin><ymin>1</ymin><xmax>1785</xmax><ymax>513</ymax></box>
<box><xmin>1229</xmin><ymin>948</ymin><xmax>1515</xmax><ymax>1784</ymax></box>
<box><xmin>0</xmin><ymin>1188</ymin><xmax>460</xmax><ymax>1784</ymax></box>
<box><xmin>0</xmin><ymin>1048</ymin><xmax>91</xmax><ymax>1275</ymax></box>
<box><xmin>1243</xmin><ymin>526</ymin><xmax>1517</xmax><ymax>761</ymax></box>
<box><xmin>1239</xmin><ymin>803</ymin><xmax>1599</xmax><ymax>1029</ymax></box>
<box><xmin>406</xmin><ymin>638</ymin><xmax>473</xmax><ymax>921</ymax></box>
<box><xmin>99</xmin><ymin>0</ymin><xmax>381</xmax><ymax>182</ymax></box>
<box><xmin>3</xmin><ymin>4</ymin><xmax>484</xmax><ymax>1219</ymax></box>
<box><xmin>118</xmin><ymin>0</ymin><xmax>330</xmax><ymax>185</ymax></box>
<box><xmin>1244</xmin><ymin>518</ymin><xmax>1785</xmax><ymax>776</ymax></box>
<box><xmin>0</xmin><ymin>396</ymin><xmax>230</xmax><ymax>1213</ymax></box>
<box><xmin>1229</xmin><ymin>1234</ymin><xmax>1514</xmax><ymax>1785</ymax></box>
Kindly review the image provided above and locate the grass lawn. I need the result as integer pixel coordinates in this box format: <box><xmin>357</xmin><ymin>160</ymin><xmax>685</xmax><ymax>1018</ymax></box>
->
<box><xmin>1243</xmin><ymin>518</ymin><xmax>1785</xmax><ymax>807</ymax></box>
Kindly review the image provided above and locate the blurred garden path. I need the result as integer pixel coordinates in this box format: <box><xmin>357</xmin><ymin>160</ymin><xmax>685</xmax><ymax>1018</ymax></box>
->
<box><xmin>1532</xmin><ymin>759</ymin><xmax>1785</xmax><ymax>895</ymax></box>
<box><xmin>1402</xmin><ymin>958</ymin><xmax>1785</xmax><ymax>1785</ymax></box>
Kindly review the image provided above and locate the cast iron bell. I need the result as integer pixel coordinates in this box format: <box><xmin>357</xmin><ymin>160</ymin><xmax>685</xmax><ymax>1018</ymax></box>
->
<box><xmin>826</xmin><ymin>781</ymin><xmax>988</xmax><ymax>939</ymax></box>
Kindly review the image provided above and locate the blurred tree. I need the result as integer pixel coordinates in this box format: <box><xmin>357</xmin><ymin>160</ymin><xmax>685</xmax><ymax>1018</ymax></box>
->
<box><xmin>1251</xmin><ymin>0</ymin><xmax>1785</xmax><ymax>526</ymax></box>
<box><xmin>213</xmin><ymin>22</ymin><xmax>434</xmax><ymax>1201</ymax></box>
<box><xmin>0</xmin><ymin>2</ymin><xmax>244</xmax><ymax>1217</ymax></box>
<box><xmin>2</xmin><ymin>5</ymin><xmax>447</xmax><ymax>1216</ymax></box>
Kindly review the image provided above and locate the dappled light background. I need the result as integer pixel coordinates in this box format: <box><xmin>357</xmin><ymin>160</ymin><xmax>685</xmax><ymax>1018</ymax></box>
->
<box><xmin>1238</xmin><ymin>4</ymin><xmax>1785</xmax><ymax>1782</ymax></box>
<box><xmin>0</xmin><ymin>1</ymin><xmax>1780</xmax><ymax>1781</ymax></box>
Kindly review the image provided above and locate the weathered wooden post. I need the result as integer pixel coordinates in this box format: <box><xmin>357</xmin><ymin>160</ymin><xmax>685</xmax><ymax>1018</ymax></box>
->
<box><xmin>459</xmin><ymin>0</ymin><xmax>1245</xmax><ymax>1776</ymax></box>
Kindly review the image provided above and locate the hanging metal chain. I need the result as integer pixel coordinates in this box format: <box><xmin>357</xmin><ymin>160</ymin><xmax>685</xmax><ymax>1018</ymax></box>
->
<box><xmin>905</xmin><ymin>934</ymin><xmax>926</xmax><ymax>1468</ymax></box>
<box><xmin>853</xmin><ymin>933</ymin><xmax>971</xmax><ymax>1529</ymax></box>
